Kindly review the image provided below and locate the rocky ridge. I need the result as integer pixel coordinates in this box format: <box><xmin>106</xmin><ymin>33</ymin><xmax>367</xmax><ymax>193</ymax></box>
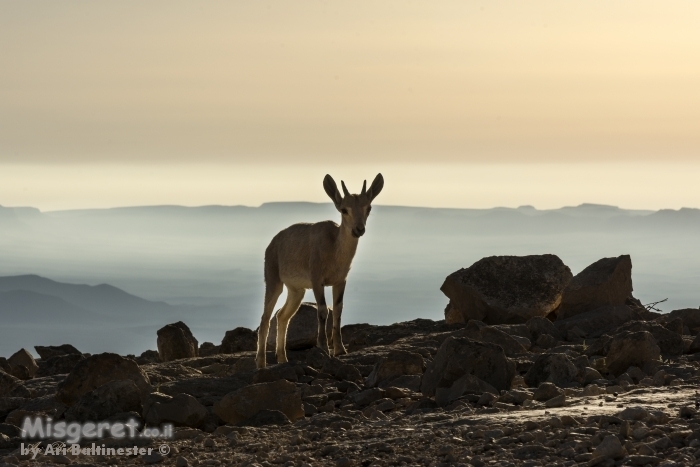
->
<box><xmin>1</xmin><ymin>254</ymin><xmax>700</xmax><ymax>466</ymax></box>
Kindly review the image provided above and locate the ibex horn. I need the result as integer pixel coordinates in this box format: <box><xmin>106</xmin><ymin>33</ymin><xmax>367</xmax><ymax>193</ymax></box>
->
<box><xmin>361</xmin><ymin>180</ymin><xmax>367</xmax><ymax>195</ymax></box>
<box><xmin>341</xmin><ymin>181</ymin><xmax>350</xmax><ymax>197</ymax></box>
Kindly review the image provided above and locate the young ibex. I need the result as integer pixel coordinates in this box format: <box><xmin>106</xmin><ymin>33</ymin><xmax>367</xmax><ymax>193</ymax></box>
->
<box><xmin>256</xmin><ymin>173</ymin><xmax>384</xmax><ymax>368</ymax></box>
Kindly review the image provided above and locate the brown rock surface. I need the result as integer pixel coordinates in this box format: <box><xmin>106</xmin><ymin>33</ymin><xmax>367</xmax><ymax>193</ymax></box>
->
<box><xmin>7</xmin><ymin>349</ymin><xmax>39</xmax><ymax>378</ymax></box>
<box><xmin>605</xmin><ymin>330</ymin><xmax>661</xmax><ymax>376</ymax></box>
<box><xmin>157</xmin><ymin>321</ymin><xmax>199</xmax><ymax>362</ymax></box>
<box><xmin>421</xmin><ymin>337</ymin><xmax>515</xmax><ymax>396</ymax></box>
<box><xmin>213</xmin><ymin>379</ymin><xmax>304</xmax><ymax>424</ymax></box>
<box><xmin>441</xmin><ymin>254</ymin><xmax>572</xmax><ymax>324</ymax></box>
<box><xmin>56</xmin><ymin>352</ymin><xmax>152</xmax><ymax>405</ymax></box>
<box><xmin>557</xmin><ymin>255</ymin><xmax>633</xmax><ymax>320</ymax></box>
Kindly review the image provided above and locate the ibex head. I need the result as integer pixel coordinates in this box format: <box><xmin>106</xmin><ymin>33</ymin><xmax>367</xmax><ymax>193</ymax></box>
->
<box><xmin>323</xmin><ymin>173</ymin><xmax>384</xmax><ymax>238</ymax></box>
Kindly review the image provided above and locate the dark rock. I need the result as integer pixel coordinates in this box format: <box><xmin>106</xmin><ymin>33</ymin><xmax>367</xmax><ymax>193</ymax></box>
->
<box><xmin>0</xmin><ymin>358</ymin><xmax>10</xmax><ymax>373</ymax></box>
<box><xmin>157</xmin><ymin>322</ymin><xmax>199</xmax><ymax>362</ymax></box>
<box><xmin>605</xmin><ymin>331</ymin><xmax>661</xmax><ymax>376</ymax></box>
<box><xmin>0</xmin><ymin>370</ymin><xmax>28</xmax><ymax>398</ymax></box>
<box><xmin>220</xmin><ymin>327</ymin><xmax>257</xmax><ymax>353</ymax></box>
<box><xmin>34</xmin><ymin>344</ymin><xmax>81</xmax><ymax>360</ymax></box>
<box><xmin>65</xmin><ymin>379</ymin><xmax>142</xmax><ymax>422</ymax></box>
<box><xmin>213</xmin><ymin>379</ymin><xmax>304</xmax><ymax>424</ymax></box>
<box><xmin>533</xmin><ymin>382</ymin><xmax>564</xmax><ymax>402</ymax></box>
<box><xmin>252</xmin><ymin>363</ymin><xmax>301</xmax><ymax>384</ymax></box>
<box><xmin>8</xmin><ymin>349</ymin><xmax>39</xmax><ymax>378</ymax></box>
<box><xmin>435</xmin><ymin>374</ymin><xmax>498</xmax><ymax>407</ymax></box>
<box><xmin>689</xmin><ymin>334</ymin><xmax>700</xmax><ymax>354</ymax></box>
<box><xmin>56</xmin><ymin>353</ymin><xmax>152</xmax><ymax>406</ymax></box>
<box><xmin>457</xmin><ymin>320</ymin><xmax>527</xmax><ymax>355</ymax></box>
<box><xmin>0</xmin><ymin>422</ymin><xmax>21</xmax><ymax>438</ymax></box>
<box><xmin>421</xmin><ymin>337</ymin><xmax>515</xmax><ymax>396</ymax></box>
<box><xmin>0</xmin><ymin>397</ymin><xmax>26</xmax><ymax>420</ymax></box>
<box><xmin>366</xmin><ymin>350</ymin><xmax>425</xmax><ymax>387</ymax></box>
<box><xmin>158</xmin><ymin>375</ymin><xmax>252</xmax><ymax>400</ymax></box>
<box><xmin>666</xmin><ymin>308</ymin><xmax>700</xmax><ymax>333</ymax></box>
<box><xmin>36</xmin><ymin>353</ymin><xmax>86</xmax><ymax>377</ymax></box>
<box><xmin>441</xmin><ymin>254</ymin><xmax>572</xmax><ymax>324</ymax></box>
<box><xmin>239</xmin><ymin>409</ymin><xmax>291</xmax><ymax>427</ymax></box>
<box><xmin>136</xmin><ymin>350</ymin><xmax>161</xmax><ymax>365</ymax></box>
<box><xmin>524</xmin><ymin>353</ymin><xmax>578</xmax><ymax>388</ymax></box>
<box><xmin>526</xmin><ymin>316</ymin><xmax>564</xmax><ymax>341</ymax></box>
<box><xmin>10</xmin><ymin>365</ymin><xmax>31</xmax><ymax>381</ymax></box>
<box><xmin>143</xmin><ymin>392</ymin><xmax>208</xmax><ymax>428</ymax></box>
<box><xmin>614</xmin><ymin>320</ymin><xmax>684</xmax><ymax>356</ymax></box>
<box><xmin>199</xmin><ymin>342</ymin><xmax>220</xmax><ymax>357</ymax></box>
<box><xmin>266</xmin><ymin>303</ymin><xmax>328</xmax><ymax>350</ymax></box>
<box><xmin>555</xmin><ymin>305</ymin><xmax>643</xmax><ymax>339</ymax></box>
<box><xmin>557</xmin><ymin>255</ymin><xmax>633</xmax><ymax>320</ymax></box>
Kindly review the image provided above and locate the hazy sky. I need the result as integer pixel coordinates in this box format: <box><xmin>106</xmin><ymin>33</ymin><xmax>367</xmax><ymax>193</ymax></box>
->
<box><xmin>1</xmin><ymin>1</ymin><xmax>699</xmax><ymax>209</ymax></box>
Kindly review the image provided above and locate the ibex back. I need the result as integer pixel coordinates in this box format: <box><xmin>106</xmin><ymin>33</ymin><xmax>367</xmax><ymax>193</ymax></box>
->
<box><xmin>256</xmin><ymin>173</ymin><xmax>384</xmax><ymax>368</ymax></box>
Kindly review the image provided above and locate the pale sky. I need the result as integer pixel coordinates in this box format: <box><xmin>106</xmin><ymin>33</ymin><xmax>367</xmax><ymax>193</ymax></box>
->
<box><xmin>1</xmin><ymin>1</ymin><xmax>699</xmax><ymax>210</ymax></box>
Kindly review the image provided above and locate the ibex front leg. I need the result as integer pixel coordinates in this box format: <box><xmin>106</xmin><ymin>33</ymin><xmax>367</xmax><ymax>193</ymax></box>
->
<box><xmin>331</xmin><ymin>282</ymin><xmax>347</xmax><ymax>356</ymax></box>
<box><xmin>312</xmin><ymin>282</ymin><xmax>330</xmax><ymax>355</ymax></box>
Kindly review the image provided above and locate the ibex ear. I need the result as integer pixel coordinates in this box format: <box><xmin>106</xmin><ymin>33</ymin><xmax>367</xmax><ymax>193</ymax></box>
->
<box><xmin>323</xmin><ymin>174</ymin><xmax>343</xmax><ymax>210</ymax></box>
<box><xmin>366</xmin><ymin>173</ymin><xmax>384</xmax><ymax>202</ymax></box>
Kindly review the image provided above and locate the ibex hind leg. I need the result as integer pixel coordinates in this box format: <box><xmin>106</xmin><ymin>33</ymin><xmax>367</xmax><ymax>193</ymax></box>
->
<box><xmin>275</xmin><ymin>286</ymin><xmax>305</xmax><ymax>364</ymax></box>
<box><xmin>256</xmin><ymin>279</ymin><xmax>283</xmax><ymax>369</ymax></box>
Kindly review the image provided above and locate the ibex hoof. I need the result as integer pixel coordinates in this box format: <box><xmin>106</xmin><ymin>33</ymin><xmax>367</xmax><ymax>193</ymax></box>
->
<box><xmin>333</xmin><ymin>345</ymin><xmax>348</xmax><ymax>356</ymax></box>
<box><xmin>255</xmin><ymin>355</ymin><xmax>267</xmax><ymax>369</ymax></box>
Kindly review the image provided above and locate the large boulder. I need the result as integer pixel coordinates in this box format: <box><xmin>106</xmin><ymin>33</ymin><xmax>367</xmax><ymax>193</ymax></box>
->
<box><xmin>34</xmin><ymin>344</ymin><xmax>81</xmax><ymax>360</ymax></box>
<box><xmin>213</xmin><ymin>379</ymin><xmax>304</xmax><ymax>424</ymax></box>
<box><xmin>56</xmin><ymin>353</ymin><xmax>152</xmax><ymax>406</ymax></box>
<box><xmin>420</xmin><ymin>337</ymin><xmax>515</xmax><ymax>396</ymax></box>
<box><xmin>524</xmin><ymin>353</ymin><xmax>578</xmax><ymax>388</ymax></box>
<box><xmin>441</xmin><ymin>255</ymin><xmax>572</xmax><ymax>324</ymax></box>
<box><xmin>526</xmin><ymin>316</ymin><xmax>564</xmax><ymax>341</ymax></box>
<box><xmin>0</xmin><ymin>370</ymin><xmax>28</xmax><ymax>398</ymax></box>
<box><xmin>8</xmin><ymin>349</ymin><xmax>39</xmax><ymax>378</ymax></box>
<box><xmin>614</xmin><ymin>321</ymin><xmax>684</xmax><ymax>356</ymax></box>
<box><xmin>37</xmin><ymin>353</ymin><xmax>86</xmax><ymax>377</ymax></box>
<box><xmin>457</xmin><ymin>320</ymin><xmax>527</xmax><ymax>356</ymax></box>
<box><xmin>555</xmin><ymin>305</ymin><xmax>642</xmax><ymax>339</ymax></box>
<box><xmin>64</xmin><ymin>379</ymin><xmax>143</xmax><ymax>422</ymax></box>
<box><xmin>435</xmin><ymin>374</ymin><xmax>498</xmax><ymax>407</ymax></box>
<box><xmin>605</xmin><ymin>331</ymin><xmax>661</xmax><ymax>376</ymax></box>
<box><xmin>143</xmin><ymin>392</ymin><xmax>208</xmax><ymax>428</ymax></box>
<box><xmin>220</xmin><ymin>327</ymin><xmax>257</xmax><ymax>353</ymax></box>
<box><xmin>666</xmin><ymin>308</ymin><xmax>700</xmax><ymax>333</ymax></box>
<box><xmin>366</xmin><ymin>350</ymin><xmax>425</xmax><ymax>387</ymax></box>
<box><xmin>157</xmin><ymin>321</ymin><xmax>198</xmax><ymax>362</ymax></box>
<box><xmin>557</xmin><ymin>255</ymin><xmax>633</xmax><ymax>320</ymax></box>
<box><xmin>266</xmin><ymin>303</ymin><xmax>324</xmax><ymax>350</ymax></box>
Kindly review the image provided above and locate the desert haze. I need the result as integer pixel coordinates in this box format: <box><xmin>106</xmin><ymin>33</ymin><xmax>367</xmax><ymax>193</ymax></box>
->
<box><xmin>1</xmin><ymin>201</ymin><xmax>698</xmax><ymax>357</ymax></box>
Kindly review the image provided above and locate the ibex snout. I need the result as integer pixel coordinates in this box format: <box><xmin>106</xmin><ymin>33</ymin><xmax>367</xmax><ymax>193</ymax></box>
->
<box><xmin>352</xmin><ymin>225</ymin><xmax>366</xmax><ymax>238</ymax></box>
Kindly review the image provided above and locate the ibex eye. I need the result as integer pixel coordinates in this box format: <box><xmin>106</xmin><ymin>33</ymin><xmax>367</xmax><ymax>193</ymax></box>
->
<box><xmin>341</xmin><ymin>208</ymin><xmax>348</xmax><ymax>215</ymax></box>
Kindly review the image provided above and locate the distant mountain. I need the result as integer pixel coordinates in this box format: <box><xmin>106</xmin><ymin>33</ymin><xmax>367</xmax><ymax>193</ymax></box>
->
<box><xmin>0</xmin><ymin>290</ymin><xmax>96</xmax><ymax>324</ymax></box>
<box><xmin>0</xmin><ymin>275</ymin><xmax>181</xmax><ymax>321</ymax></box>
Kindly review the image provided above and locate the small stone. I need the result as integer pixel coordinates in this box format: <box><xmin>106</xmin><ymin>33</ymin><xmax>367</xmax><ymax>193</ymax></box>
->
<box><xmin>203</xmin><ymin>437</ymin><xmax>215</xmax><ymax>447</ymax></box>
<box><xmin>176</xmin><ymin>456</ymin><xmax>189</xmax><ymax>467</ymax></box>
<box><xmin>545</xmin><ymin>394</ymin><xmax>566</xmax><ymax>408</ymax></box>
<box><xmin>143</xmin><ymin>452</ymin><xmax>165</xmax><ymax>465</ymax></box>
<box><xmin>592</xmin><ymin>434</ymin><xmax>625</xmax><ymax>460</ymax></box>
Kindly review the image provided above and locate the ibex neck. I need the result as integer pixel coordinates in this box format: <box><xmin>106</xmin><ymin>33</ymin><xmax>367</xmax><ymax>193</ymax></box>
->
<box><xmin>337</xmin><ymin>224</ymin><xmax>360</xmax><ymax>257</ymax></box>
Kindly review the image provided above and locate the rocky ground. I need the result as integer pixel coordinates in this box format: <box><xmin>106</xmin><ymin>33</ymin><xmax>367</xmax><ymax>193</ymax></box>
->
<box><xmin>2</xmin><ymin>254</ymin><xmax>700</xmax><ymax>466</ymax></box>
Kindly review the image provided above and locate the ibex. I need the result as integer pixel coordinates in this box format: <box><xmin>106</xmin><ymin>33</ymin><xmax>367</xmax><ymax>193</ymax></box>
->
<box><xmin>256</xmin><ymin>173</ymin><xmax>384</xmax><ymax>368</ymax></box>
